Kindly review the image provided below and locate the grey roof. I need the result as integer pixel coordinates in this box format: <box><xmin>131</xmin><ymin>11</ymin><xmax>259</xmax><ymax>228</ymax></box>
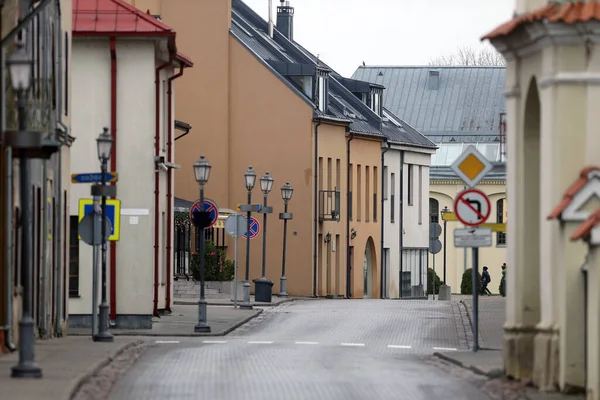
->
<box><xmin>229</xmin><ymin>0</ymin><xmax>435</xmax><ymax>150</ymax></box>
<box><xmin>429</xmin><ymin>163</ymin><xmax>506</xmax><ymax>181</ymax></box>
<box><xmin>351</xmin><ymin>66</ymin><xmax>506</xmax><ymax>138</ymax></box>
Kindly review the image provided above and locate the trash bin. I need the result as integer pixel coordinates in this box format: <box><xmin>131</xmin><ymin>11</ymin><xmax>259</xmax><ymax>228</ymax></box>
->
<box><xmin>253</xmin><ymin>278</ymin><xmax>274</xmax><ymax>303</ymax></box>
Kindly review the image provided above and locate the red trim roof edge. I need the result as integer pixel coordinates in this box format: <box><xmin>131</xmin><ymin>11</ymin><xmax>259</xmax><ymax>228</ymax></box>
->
<box><xmin>571</xmin><ymin>208</ymin><xmax>600</xmax><ymax>241</ymax></box>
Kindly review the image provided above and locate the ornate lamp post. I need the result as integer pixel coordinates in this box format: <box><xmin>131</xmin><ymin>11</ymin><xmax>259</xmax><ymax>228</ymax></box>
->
<box><xmin>278</xmin><ymin>182</ymin><xmax>294</xmax><ymax>297</ymax></box>
<box><xmin>193</xmin><ymin>155</ymin><xmax>212</xmax><ymax>333</ymax></box>
<box><xmin>253</xmin><ymin>172</ymin><xmax>274</xmax><ymax>302</ymax></box>
<box><xmin>240</xmin><ymin>166</ymin><xmax>256</xmax><ymax>310</ymax></box>
<box><xmin>93</xmin><ymin>128</ymin><xmax>115</xmax><ymax>342</ymax></box>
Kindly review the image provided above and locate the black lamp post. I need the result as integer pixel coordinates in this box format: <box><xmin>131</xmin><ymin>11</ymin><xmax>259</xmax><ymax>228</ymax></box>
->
<box><xmin>278</xmin><ymin>182</ymin><xmax>293</xmax><ymax>297</ymax></box>
<box><xmin>259</xmin><ymin>172</ymin><xmax>274</xmax><ymax>278</ymax></box>
<box><xmin>193</xmin><ymin>155</ymin><xmax>212</xmax><ymax>333</ymax></box>
<box><xmin>240</xmin><ymin>165</ymin><xmax>256</xmax><ymax>310</ymax></box>
<box><xmin>9</xmin><ymin>41</ymin><xmax>43</xmax><ymax>379</ymax></box>
<box><xmin>93</xmin><ymin>127</ymin><xmax>114</xmax><ymax>342</ymax></box>
<box><xmin>441</xmin><ymin>206</ymin><xmax>449</xmax><ymax>284</ymax></box>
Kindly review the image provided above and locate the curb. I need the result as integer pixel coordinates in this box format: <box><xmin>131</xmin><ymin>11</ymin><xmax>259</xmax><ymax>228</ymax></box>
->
<box><xmin>173</xmin><ymin>297</ymin><xmax>296</xmax><ymax>307</ymax></box>
<box><xmin>69</xmin><ymin>339</ymin><xmax>145</xmax><ymax>399</ymax></box>
<box><xmin>433</xmin><ymin>352</ymin><xmax>504</xmax><ymax>379</ymax></box>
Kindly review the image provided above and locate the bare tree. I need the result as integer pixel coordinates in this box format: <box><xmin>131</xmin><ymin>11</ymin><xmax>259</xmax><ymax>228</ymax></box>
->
<box><xmin>429</xmin><ymin>46</ymin><xmax>506</xmax><ymax>66</ymax></box>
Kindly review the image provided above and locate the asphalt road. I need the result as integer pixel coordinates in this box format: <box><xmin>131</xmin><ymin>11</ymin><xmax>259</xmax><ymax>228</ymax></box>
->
<box><xmin>109</xmin><ymin>299</ymin><xmax>491</xmax><ymax>400</ymax></box>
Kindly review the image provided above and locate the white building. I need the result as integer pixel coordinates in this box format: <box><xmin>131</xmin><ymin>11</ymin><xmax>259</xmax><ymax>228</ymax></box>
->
<box><xmin>381</xmin><ymin>109</ymin><xmax>436</xmax><ymax>298</ymax></box>
<box><xmin>68</xmin><ymin>0</ymin><xmax>193</xmax><ymax>329</ymax></box>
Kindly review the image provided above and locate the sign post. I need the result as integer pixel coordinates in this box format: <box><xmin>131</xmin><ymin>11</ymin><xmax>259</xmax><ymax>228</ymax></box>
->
<box><xmin>428</xmin><ymin>223</ymin><xmax>442</xmax><ymax>300</ymax></box>
<box><xmin>450</xmin><ymin>145</ymin><xmax>494</xmax><ymax>352</ymax></box>
<box><xmin>225</xmin><ymin>214</ymin><xmax>247</xmax><ymax>308</ymax></box>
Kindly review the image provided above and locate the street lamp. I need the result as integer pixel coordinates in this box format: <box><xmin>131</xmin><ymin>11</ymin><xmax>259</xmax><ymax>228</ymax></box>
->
<box><xmin>9</xmin><ymin>40</ymin><xmax>43</xmax><ymax>379</ymax></box>
<box><xmin>278</xmin><ymin>182</ymin><xmax>294</xmax><ymax>297</ymax></box>
<box><xmin>93</xmin><ymin>127</ymin><xmax>114</xmax><ymax>343</ymax></box>
<box><xmin>253</xmin><ymin>172</ymin><xmax>275</xmax><ymax>301</ymax></box>
<box><xmin>193</xmin><ymin>155</ymin><xmax>211</xmax><ymax>333</ymax></box>
<box><xmin>440</xmin><ymin>206</ymin><xmax>449</xmax><ymax>285</ymax></box>
<box><xmin>240</xmin><ymin>165</ymin><xmax>256</xmax><ymax>310</ymax></box>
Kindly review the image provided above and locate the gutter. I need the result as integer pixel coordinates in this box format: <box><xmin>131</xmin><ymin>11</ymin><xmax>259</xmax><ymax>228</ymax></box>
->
<box><xmin>174</xmin><ymin>120</ymin><xmax>191</xmax><ymax>141</ymax></box>
<box><xmin>346</xmin><ymin>130</ymin><xmax>354</xmax><ymax>298</ymax></box>
<box><xmin>109</xmin><ymin>37</ymin><xmax>118</xmax><ymax>323</ymax></box>
<box><xmin>399</xmin><ymin>150</ymin><xmax>405</xmax><ymax>298</ymax></box>
<box><xmin>165</xmin><ymin>65</ymin><xmax>185</xmax><ymax>312</ymax></box>
<box><xmin>380</xmin><ymin>140</ymin><xmax>390</xmax><ymax>298</ymax></box>
<box><xmin>312</xmin><ymin>118</ymin><xmax>322</xmax><ymax>297</ymax></box>
<box><xmin>153</xmin><ymin>53</ymin><xmax>175</xmax><ymax>318</ymax></box>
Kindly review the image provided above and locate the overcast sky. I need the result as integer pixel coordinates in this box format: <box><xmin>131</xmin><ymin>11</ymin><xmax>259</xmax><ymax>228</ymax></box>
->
<box><xmin>243</xmin><ymin>0</ymin><xmax>515</xmax><ymax>77</ymax></box>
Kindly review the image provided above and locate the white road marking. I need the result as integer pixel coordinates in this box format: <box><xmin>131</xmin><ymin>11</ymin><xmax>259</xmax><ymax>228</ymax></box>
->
<box><xmin>433</xmin><ymin>347</ymin><xmax>457</xmax><ymax>351</ymax></box>
<box><xmin>295</xmin><ymin>341</ymin><xmax>319</xmax><ymax>345</ymax></box>
<box><xmin>155</xmin><ymin>340</ymin><xmax>180</xmax><ymax>344</ymax></box>
<box><xmin>247</xmin><ymin>341</ymin><xmax>274</xmax><ymax>344</ymax></box>
<box><xmin>387</xmin><ymin>345</ymin><xmax>412</xmax><ymax>349</ymax></box>
<box><xmin>340</xmin><ymin>343</ymin><xmax>365</xmax><ymax>347</ymax></box>
<box><xmin>202</xmin><ymin>340</ymin><xmax>227</xmax><ymax>344</ymax></box>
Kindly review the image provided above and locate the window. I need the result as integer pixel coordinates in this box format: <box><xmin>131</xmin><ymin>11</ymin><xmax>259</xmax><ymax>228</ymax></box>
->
<box><xmin>390</xmin><ymin>173</ymin><xmax>396</xmax><ymax>222</ymax></box>
<box><xmin>383</xmin><ymin>166</ymin><xmax>388</xmax><ymax>200</ymax></box>
<box><xmin>336</xmin><ymin>159</ymin><xmax>341</xmax><ymax>191</ymax></box>
<box><xmin>418</xmin><ymin>166</ymin><xmax>423</xmax><ymax>224</ymax></box>
<box><xmin>407</xmin><ymin>164</ymin><xmax>413</xmax><ymax>206</ymax></box>
<box><xmin>365</xmin><ymin>166</ymin><xmax>370</xmax><ymax>222</ymax></box>
<box><xmin>432</xmin><ymin>142</ymin><xmax>502</xmax><ymax>166</ymax></box>
<box><xmin>497</xmin><ymin>198</ymin><xmax>507</xmax><ymax>246</ymax></box>
<box><xmin>64</xmin><ymin>32</ymin><xmax>69</xmax><ymax>115</ymax></box>
<box><xmin>327</xmin><ymin>158</ymin><xmax>332</xmax><ymax>190</ymax></box>
<box><xmin>69</xmin><ymin>216</ymin><xmax>80</xmax><ymax>297</ymax></box>
<box><xmin>429</xmin><ymin>198</ymin><xmax>439</xmax><ymax>224</ymax></box>
<box><xmin>318</xmin><ymin>75</ymin><xmax>326</xmax><ymax>112</ymax></box>
<box><xmin>318</xmin><ymin>157</ymin><xmax>323</xmax><ymax>191</ymax></box>
<box><xmin>477</xmin><ymin>143</ymin><xmax>500</xmax><ymax>162</ymax></box>
<box><xmin>291</xmin><ymin>75</ymin><xmax>313</xmax><ymax>98</ymax></box>
<box><xmin>370</xmin><ymin>92</ymin><xmax>381</xmax><ymax>116</ymax></box>
<box><xmin>357</xmin><ymin>165</ymin><xmax>362</xmax><ymax>221</ymax></box>
<box><xmin>349</xmin><ymin>164</ymin><xmax>353</xmax><ymax>220</ymax></box>
<box><xmin>373</xmin><ymin>166</ymin><xmax>378</xmax><ymax>222</ymax></box>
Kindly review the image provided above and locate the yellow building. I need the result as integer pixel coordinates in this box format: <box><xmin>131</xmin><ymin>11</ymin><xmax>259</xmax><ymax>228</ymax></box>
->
<box><xmin>353</xmin><ymin>66</ymin><xmax>508</xmax><ymax>293</ymax></box>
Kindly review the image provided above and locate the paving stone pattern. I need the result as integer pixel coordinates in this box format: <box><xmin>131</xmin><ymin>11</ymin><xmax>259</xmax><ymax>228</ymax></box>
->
<box><xmin>459</xmin><ymin>297</ymin><xmax>505</xmax><ymax>350</ymax></box>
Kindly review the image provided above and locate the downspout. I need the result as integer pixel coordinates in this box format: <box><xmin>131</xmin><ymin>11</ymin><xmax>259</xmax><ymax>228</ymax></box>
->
<box><xmin>312</xmin><ymin>118</ymin><xmax>322</xmax><ymax>297</ymax></box>
<box><xmin>165</xmin><ymin>65</ymin><xmax>185</xmax><ymax>312</ymax></box>
<box><xmin>154</xmin><ymin>53</ymin><xmax>174</xmax><ymax>317</ymax></box>
<box><xmin>399</xmin><ymin>150</ymin><xmax>405</xmax><ymax>297</ymax></box>
<box><xmin>380</xmin><ymin>140</ymin><xmax>389</xmax><ymax>299</ymax></box>
<box><xmin>346</xmin><ymin>130</ymin><xmax>354</xmax><ymax>299</ymax></box>
<box><xmin>109</xmin><ymin>37</ymin><xmax>118</xmax><ymax>322</ymax></box>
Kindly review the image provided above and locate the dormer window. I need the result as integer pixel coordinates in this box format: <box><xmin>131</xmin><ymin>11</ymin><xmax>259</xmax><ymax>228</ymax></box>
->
<box><xmin>316</xmin><ymin>70</ymin><xmax>329</xmax><ymax>112</ymax></box>
<box><xmin>291</xmin><ymin>75</ymin><xmax>313</xmax><ymax>98</ymax></box>
<box><xmin>369</xmin><ymin>87</ymin><xmax>383</xmax><ymax>116</ymax></box>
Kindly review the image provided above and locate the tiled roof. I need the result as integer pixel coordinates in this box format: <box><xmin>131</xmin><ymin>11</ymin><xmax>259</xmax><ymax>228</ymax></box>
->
<box><xmin>352</xmin><ymin>66</ymin><xmax>506</xmax><ymax>137</ymax></box>
<box><xmin>571</xmin><ymin>208</ymin><xmax>600</xmax><ymax>241</ymax></box>
<box><xmin>73</xmin><ymin>0</ymin><xmax>175</xmax><ymax>36</ymax></box>
<box><xmin>483</xmin><ymin>1</ymin><xmax>600</xmax><ymax>40</ymax></box>
<box><xmin>548</xmin><ymin>166</ymin><xmax>600</xmax><ymax>220</ymax></box>
<box><xmin>230</xmin><ymin>0</ymin><xmax>433</xmax><ymax>150</ymax></box>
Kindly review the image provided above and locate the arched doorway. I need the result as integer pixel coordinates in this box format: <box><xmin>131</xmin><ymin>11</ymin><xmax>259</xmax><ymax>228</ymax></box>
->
<box><xmin>363</xmin><ymin>237</ymin><xmax>377</xmax><ymax>298</ymax></box>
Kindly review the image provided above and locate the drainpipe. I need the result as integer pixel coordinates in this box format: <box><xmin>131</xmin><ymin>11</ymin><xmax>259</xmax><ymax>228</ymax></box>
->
<box><xmin>346</xmin><ymin>130</ymin><xmax>354</xmax><ymax>299</ymax></box>
<box><xmin>399</xmin><ymin>150</ymin><xmax>404</xmax><ymax>297</ymax></box>
<box><xmin>40</xmin><ymin>159</ymin><xmax>47</xmax><ymax>336</ymax></box>
<box><xmin>380</xmin><ymin>140</ymin><xmax>389</xmax><ymax>299</ymax></box>
<box><xmin>312</xmin><ymin>118</ymin><xmax>322</xmax><ymax>297</ymax></box>
<box><xmin>109</xmin><ymin>37</ymin><xmax>118</xmax><ymax>323</ymax></box>
<box><xmin>154</xmin><ymin>53</ymin><xmax>174</xmax><ymax>317</ymax></box>
<box><xmin>165</xmin><ymin>65</ymin><xmax>185</xmax><ymax>312</ymax></box>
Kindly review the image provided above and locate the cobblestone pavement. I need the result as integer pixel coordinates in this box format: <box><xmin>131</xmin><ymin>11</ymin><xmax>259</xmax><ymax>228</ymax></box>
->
<box><xmin>109</xmin><ymin>299</ymin><xmax>493</xmax><ymax>399</ymax></box>
<box><xmin>458</xmin><ymin>296</ymin><xmax>505</xmax><ymax>350</ymax></box>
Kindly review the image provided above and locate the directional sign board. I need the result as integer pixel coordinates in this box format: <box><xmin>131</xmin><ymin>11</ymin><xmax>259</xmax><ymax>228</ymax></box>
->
<box><xmin>190</xmin><ymin>198</ymin><xmax>219</xmax><ymax>229</ymax></box>
<box><xmin>72</xmin><ymin>172</ymin><xmax>118</xmax><ymax>184</ymax></box>
<box><xmin>450</xmin><ymin>145</ymin><xmax>493</xmax><ymax>188</ymax></box>
<box><xmin>454</xmin><ymin>228</ymin><xmax>493</xmax><ymax>248</ymax></box>
<box><xmin>454</xmin><ymin>188</ymin><xmax>491</xmax><ymax>227</ymax></box>
<box><xmin>225</xmin><ymin>214</ymin><xmax>247</xmax><ymax>238</ymax></box>
<box><xmin>78</xmin><ymin>198</ymin><xmax>121</xmax><ymax>241</ymax></box>
<box><xmin>242</xmin><ymin>217</ymin><xmax>260</xmax><ymax>239</ymax></box>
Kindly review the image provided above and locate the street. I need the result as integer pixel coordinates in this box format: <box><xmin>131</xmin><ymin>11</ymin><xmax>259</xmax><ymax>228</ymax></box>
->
<box><xmin>109</xmin><ymin>299</ymin><xmax>491</xmax><ymax>399</ymax></box>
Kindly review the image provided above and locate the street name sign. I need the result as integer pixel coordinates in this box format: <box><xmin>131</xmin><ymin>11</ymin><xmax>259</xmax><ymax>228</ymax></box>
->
<box><xmin>450</xmin><ymin>145</ymin><xmax>493</xmax><ymax>188</ymax></box>
<box><xmin>72</xmin><ymin>172</ymin><xmax>118</xmax><ymax>184</ymax></box>
<box><xmin>453</xmin><ymin>188</ymin><xmax>491</xmax><ymax>227</ymax></box>
<box><xmin>454</xmin><ymin>228</ymin><xmax>493</xmax><ymax>248</ymax></box>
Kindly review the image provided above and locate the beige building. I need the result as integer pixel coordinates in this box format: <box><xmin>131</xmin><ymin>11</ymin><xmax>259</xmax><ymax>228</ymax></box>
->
<box><xmin>484</xmin><ymin>0</ymin><xmax>600</xmax><ymax>396</ymax></box>
<box><xmin>126</xmin><ymin>0</ymin><xmax>432</xmax><ymax>298</ymax></box>
<box><xmin>353</xmin><ymin>66</ymin><xmax>508</xmax><ymax>293</ymax></box>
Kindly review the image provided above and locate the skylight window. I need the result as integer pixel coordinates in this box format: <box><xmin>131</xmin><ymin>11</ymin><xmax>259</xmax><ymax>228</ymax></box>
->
<box><xmin>431</xmin><ymin>142</ymin><xmax>501</xmax><ymax>166</ymax></box>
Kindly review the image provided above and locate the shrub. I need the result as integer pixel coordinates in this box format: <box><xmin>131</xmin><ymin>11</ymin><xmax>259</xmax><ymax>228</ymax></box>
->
<box><xmin>427</xmin><ymin>268</ymin><xmax>443</xmax><ymax>295</ymax></box>
<box><xmin>460</xmin><ymin>268</ymin><xmax>483</xmax><ymax>295</ymax></box>
<box><xmin>190</xmin><ymin>241</ymin><xmax>232</xmax><ymax>281</ymax></box>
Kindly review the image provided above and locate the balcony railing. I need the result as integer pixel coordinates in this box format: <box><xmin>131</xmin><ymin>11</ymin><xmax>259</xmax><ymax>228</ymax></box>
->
<box><xmin>319</xmin><ymin>190</ymin><xmax>341</xmax><ymax>222</ymax></box>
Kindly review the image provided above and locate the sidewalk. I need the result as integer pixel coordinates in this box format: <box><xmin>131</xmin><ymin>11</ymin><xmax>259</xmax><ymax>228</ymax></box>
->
<box><xmin>175</xmin><ymin>293</ymin><xmax>295</xmax><ymax>307</ymax></box>
<box><xmin>0</xmin><ymin>336</ymin><xmax>140</xmax><ymax>400</ymax></box>
<box><xmin>69</xmin><ymin>304</ymin><xmax>264</xmax><ymax>337</ymax></box>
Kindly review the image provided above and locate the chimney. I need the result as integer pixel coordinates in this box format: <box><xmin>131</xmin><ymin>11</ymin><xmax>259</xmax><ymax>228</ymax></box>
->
<box><xmin>276</xmin><ymin>0</ymin><xmax>294</xmax><ymax>41</ymax></box>
<box><xmin>428</xmin><ymin>70</ymin><xmax>440</xmax><ymax>90</ymax></box>
<box><xmin>268</xmin><ymin>0</ymin><xmax>274</xmax><ymax>37</ymax></box>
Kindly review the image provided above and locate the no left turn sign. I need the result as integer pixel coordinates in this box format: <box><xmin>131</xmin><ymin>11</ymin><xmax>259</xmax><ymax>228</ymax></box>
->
<box><xmin>453</xmin><ymin>188</ymin><xmax>491</xmax><ymax>227</ymax></box>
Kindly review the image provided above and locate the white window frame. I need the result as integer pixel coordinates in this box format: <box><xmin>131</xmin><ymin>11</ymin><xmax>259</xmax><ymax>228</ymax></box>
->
<box><xmin>318</xmin><ymin>76</ymin><xmax>326</xmax><ymax>111</ymax></box>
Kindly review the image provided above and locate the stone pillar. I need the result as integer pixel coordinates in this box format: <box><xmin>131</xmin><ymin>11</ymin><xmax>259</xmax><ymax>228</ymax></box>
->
<box><xmin>585</xmin><ymin>247</ymin><xmax>600</xmax><ymax>399</ymax></box>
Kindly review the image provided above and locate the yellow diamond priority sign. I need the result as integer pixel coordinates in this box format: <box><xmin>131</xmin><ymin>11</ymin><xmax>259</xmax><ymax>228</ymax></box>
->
<box><xmin>450</xmin><ymin>145</ymin><xmax>493</xmax><ymax>187</ymax></box>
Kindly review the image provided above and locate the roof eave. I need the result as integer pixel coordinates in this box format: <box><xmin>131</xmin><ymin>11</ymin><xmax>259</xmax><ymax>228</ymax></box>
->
<box><xmin>72</xmin><ymin>31</ymin><xmax>176</xmax><ymax>38</ymax></box>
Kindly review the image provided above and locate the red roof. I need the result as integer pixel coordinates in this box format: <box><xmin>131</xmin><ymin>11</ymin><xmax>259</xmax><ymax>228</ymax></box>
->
<box><xmin>571</xmin><ymin>208</ymin><xmax>600</xmax><ymax>241</ymax></box>
<box><xmin>73</xmin><ymin>0</ymin><xmax>176</xmax><ymax>36</ymax></box>
<box><xmin>175</xmin><ymin>52</ymin><xmax>194</xmax><ymax>68</ymax></box>
<box><xmin>548</xmin><ymin>166</ymin><xmax>600</xmax><ymax>220</ymax></box>
<box><xmin>483</xmin><ymin>1</ymin><xmax>600</xmax><ymax>41</ymax></box>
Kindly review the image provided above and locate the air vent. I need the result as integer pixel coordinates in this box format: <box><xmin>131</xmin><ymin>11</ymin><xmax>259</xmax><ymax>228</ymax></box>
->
<box><xmin>428</xmin><ymin>70</ymin><xmax>440</xmax><ymax>90</ymax></box>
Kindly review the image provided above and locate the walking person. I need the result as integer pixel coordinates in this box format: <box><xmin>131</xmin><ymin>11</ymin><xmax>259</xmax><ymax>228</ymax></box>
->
<box><xmin>481</xmin><ymin>266</ymin><xmax>492</xmax><ymax>296</ymax></box>
<box><xmin>500</xmin><ymin>263</ymin><xmax>507</xmax><ymax>297</ymax></box>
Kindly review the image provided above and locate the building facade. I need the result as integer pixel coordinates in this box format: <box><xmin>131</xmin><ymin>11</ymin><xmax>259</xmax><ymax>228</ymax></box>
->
<box><xmin>485</xmin><ymin>0</ymin><xmax>600</xmax><ymax>396</ymax></box>
<box><xmin>68</xmin><ymin>0</ymin><xmax>192</xmax><ymax>329</ymax></box>
<box><xmin>353</xmin><ymin>65</ymin><xmax>508</xmax><ymax>293</ymax></box>
<box><xmin>0</xmin><ymin>0</ymin><xmax>73</xmax><ymax>352</ymax></box>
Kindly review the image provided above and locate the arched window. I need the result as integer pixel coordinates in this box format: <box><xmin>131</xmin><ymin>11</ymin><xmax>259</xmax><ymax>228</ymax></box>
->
<box><xmin>497</xmin><ymin>198</ymin><xmax>507</xmax><ymax>245</ymax></box>
<box><xmin>429</xmin><ymin>198</ymin><xmax>439</xmax><ymax>224</ymax></box>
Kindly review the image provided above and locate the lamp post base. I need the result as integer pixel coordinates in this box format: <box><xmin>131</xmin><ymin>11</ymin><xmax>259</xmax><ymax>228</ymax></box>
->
<box><xmin>194</xmin><ymin>299</ymin><xmax>211</xmax><ymax>333</ymax></box>
<box><xmin>194</xmin><ymin>323</ymin><xmax>211</xmax><ymax>333</ymax></box>
<box><xmin>278</xmin><ymin>276</ymin><xmax>288</xmax><ymax>297</ymax></box>
<box><xmin>240</xmin><ymin>280</ymin><xmax>253</xmax><ymax>310</ymax></box>
<box><xmin>11</xmin><ymin>318</ymin><xmax>42</xmax><ymax>379</ymax></box>
<box><xmin>93</xmin><ymin>303</ymin><xmax>114</xmax><ymax>342</ymax></box>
